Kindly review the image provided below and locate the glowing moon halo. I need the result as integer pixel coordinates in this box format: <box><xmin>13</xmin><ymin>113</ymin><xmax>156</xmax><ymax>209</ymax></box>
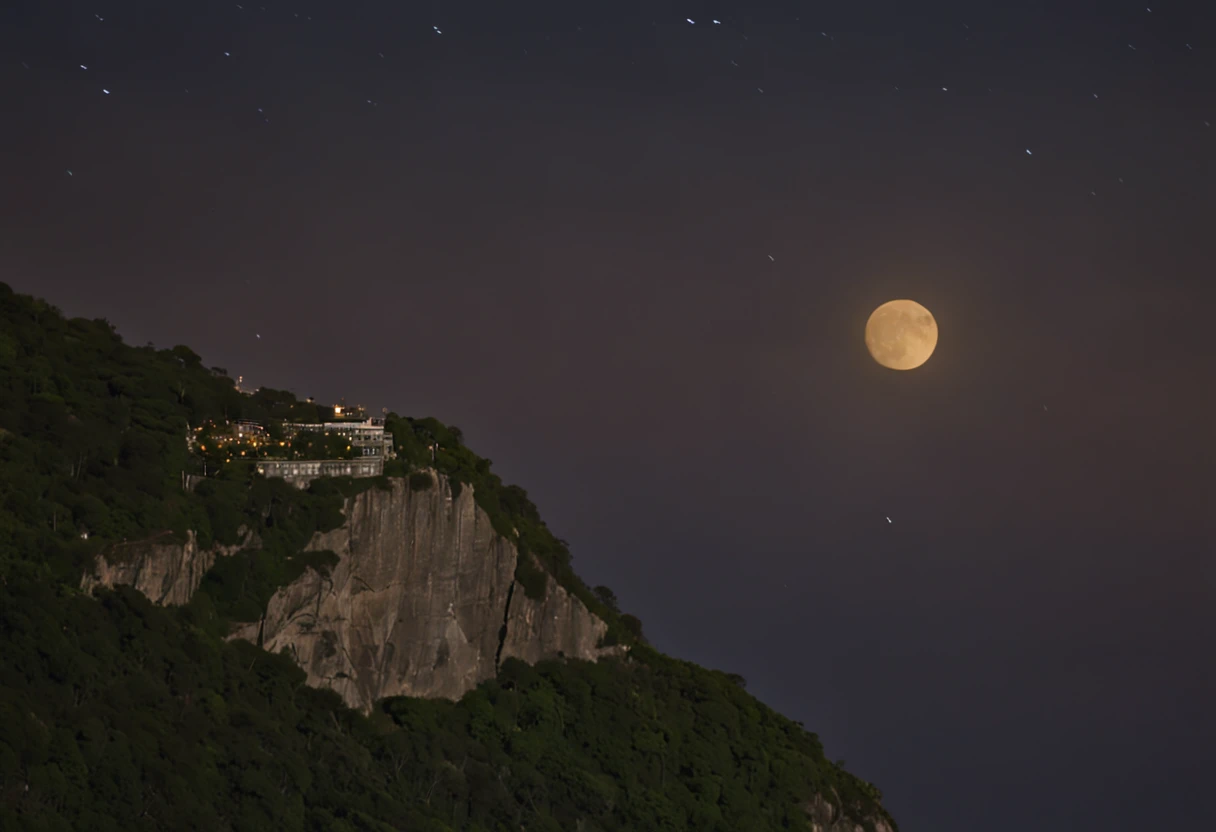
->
<box><xmin>865</xmin><ymin>299</ymin><xmax>938</xmax><ymax>370</ymax></box>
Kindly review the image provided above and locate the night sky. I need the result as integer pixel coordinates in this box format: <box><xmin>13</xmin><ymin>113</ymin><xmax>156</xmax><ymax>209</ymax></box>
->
<box><xmin>4</xmin><ymin>1</ymin><xmax>1214</xmax><ymax>829</ymax></box>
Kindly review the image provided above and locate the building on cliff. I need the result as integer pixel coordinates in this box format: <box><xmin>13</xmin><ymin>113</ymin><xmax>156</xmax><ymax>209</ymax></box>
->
<box><xmin>254</xmin><ymin>456</ymin><xmax>383</xmax><ymax>488</ymax></box>
<box><xmin>281</xmin><ymin>416</ymin><xmax>394</xmax><ymax>459</ymax></box>
<box><xmin>232</xmin><ymin>419</ymin><xmax>267</xmax><ymax>440</ymax></box>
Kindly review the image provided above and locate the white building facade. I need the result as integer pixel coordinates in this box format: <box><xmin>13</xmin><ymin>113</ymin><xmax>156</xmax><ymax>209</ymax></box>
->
<box><xmin>281</xmin><ymin>417</ymin><xmax>395</xmax><ymax>458</ymax></box>
<box><xmin>255</xmin><ymin>457</ymin><xmax>384</xmax><ymax>488</ymax></box>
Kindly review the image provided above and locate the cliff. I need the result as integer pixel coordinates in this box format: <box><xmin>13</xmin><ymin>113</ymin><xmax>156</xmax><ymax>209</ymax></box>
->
<box><xmin>231</xmin><ymin>473</ymin><xmax>615</xmax><ymax>710</ymax></box>
<box><xmin>82</xmin><ymin>527</ymin><xmax>253</xmax><ymax>606</ymax></box>
<box><xmin>83</xmin><ymin>473</ymin><xmax>615</xmax><ymax>712</ymax></box>
<box><xmin>806</xmin><ymin>792</ymin><xmax>897</xmax><ymax>832</ymax></box>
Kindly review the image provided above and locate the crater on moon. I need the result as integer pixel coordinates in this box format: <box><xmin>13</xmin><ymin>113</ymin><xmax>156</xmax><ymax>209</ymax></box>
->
<box><xmin>865</xmin><ymin>299</ymin><xmax>938</xmax><ymax>370</ymax></box>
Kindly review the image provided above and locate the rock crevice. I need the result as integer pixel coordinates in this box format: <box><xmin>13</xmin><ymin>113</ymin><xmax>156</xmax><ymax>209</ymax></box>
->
<box><xmin>494</xmin><ymin>580</ymin><xmax>516</xmax><ymax>675</ymax></box>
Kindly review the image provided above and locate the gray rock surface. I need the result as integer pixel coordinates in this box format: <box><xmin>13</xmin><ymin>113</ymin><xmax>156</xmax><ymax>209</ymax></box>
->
<box><xmin>805</xmin><ymin>791</ymin><xmax>897</xmax><ymax>832</ymax></box>
<box><xmin>235</xmin><ymin>475</ymin><xmax>612</xmax><ymax>711</ymax></box>
<box><xmin>81</xmin><ymin>528</ymin><xmax>250</xmax><ymax>606</ymax></box>
<box><xmin>231</xmin><ymin>474</ymin><xmax>519</xmax><ymax>707</ymax></box>
<box><xmin>501</xmin><ymin>574</ymin><xmax>609</xmax><ymax>666</ymax></box>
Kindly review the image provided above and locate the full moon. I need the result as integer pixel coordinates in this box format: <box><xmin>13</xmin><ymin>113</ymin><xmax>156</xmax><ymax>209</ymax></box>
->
<box><xmin>865</xmin><ymin>299</ymin><xmax>938</xmax><ymax>370</ymax></box>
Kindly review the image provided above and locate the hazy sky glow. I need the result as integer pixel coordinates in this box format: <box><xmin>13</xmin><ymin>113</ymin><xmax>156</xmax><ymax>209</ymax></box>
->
<box><xmin>3</xmin><ymin>2</ymin><xmax>1214</xmax><ymax>829</ymax></box>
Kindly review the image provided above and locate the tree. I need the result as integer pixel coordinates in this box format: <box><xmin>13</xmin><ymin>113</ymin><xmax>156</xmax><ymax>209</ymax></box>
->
<box><xmin>618</xmin><ymin>614</ymin><xmax>646</xmax><ymax>643</ymax></box>
<box><xmin>170</xmin><ymin>346</ymin><xmax>203</xmax><ymax>369</ymax></box>
<box><xmin>592</xmin><ymin>586</ymin><xmax>620</xmax><ymax>612</ymax></box>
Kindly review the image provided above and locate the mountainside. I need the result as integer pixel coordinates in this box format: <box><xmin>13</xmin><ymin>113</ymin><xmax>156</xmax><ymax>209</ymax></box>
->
<box><xmin>0</xmin><ymin>282</ymin><xmax>897</xmax><ymax>832</ymax></box>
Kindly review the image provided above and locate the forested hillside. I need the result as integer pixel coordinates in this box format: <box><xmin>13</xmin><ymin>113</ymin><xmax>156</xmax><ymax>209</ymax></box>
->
<box><xmin>0</xmin><ymin>283</ymin><xmax>895</xmax><ymax>831</ymax></box>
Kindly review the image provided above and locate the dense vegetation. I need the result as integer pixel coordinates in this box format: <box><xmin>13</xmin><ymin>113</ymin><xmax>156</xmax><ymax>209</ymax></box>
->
<box><xmin>0</xmin><ymin>579</ymin><xmax>887</xmax><ymax>832</ymax></box>
<box><xmin>0</xmin><ymin>284</ymin><xmax>391</xmax><ymax>631</ymax></box>
<box><xmin>0</xmin><ymin>283</ymin><xmax>895</xmax><ymax>831</ymax></box>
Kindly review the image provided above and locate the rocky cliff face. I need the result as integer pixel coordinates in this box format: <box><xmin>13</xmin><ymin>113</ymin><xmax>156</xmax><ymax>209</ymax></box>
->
<box><xmin>231</xmin><ymin>474</ymin><xmax>613</xmax><ymax>710</ymax></box>
<box><xmin>83</xmin><ymin>473</ymin><xmax>613</xmax><ymax>712</ymax></box>
<box><xmin>82</xmin><ymin>528</ymin><xmax>252</xmax><ymax>606</ymax></box>
<box><xmin>804</xmin><ymin>792</ymin><xmax>897</xmax><ymax>832</ymax></box>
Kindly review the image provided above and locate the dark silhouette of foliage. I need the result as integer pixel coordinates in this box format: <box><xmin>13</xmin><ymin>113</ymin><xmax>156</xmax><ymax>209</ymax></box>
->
<box><xmin>0</xmin><ymin>579</ymin><xmax>893</xmax><ymax>832</ymax></box>
<box><xmin>593</xmin><ymin>585</ymin><xmax>620</xmax><ymax>612</ymax></box>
